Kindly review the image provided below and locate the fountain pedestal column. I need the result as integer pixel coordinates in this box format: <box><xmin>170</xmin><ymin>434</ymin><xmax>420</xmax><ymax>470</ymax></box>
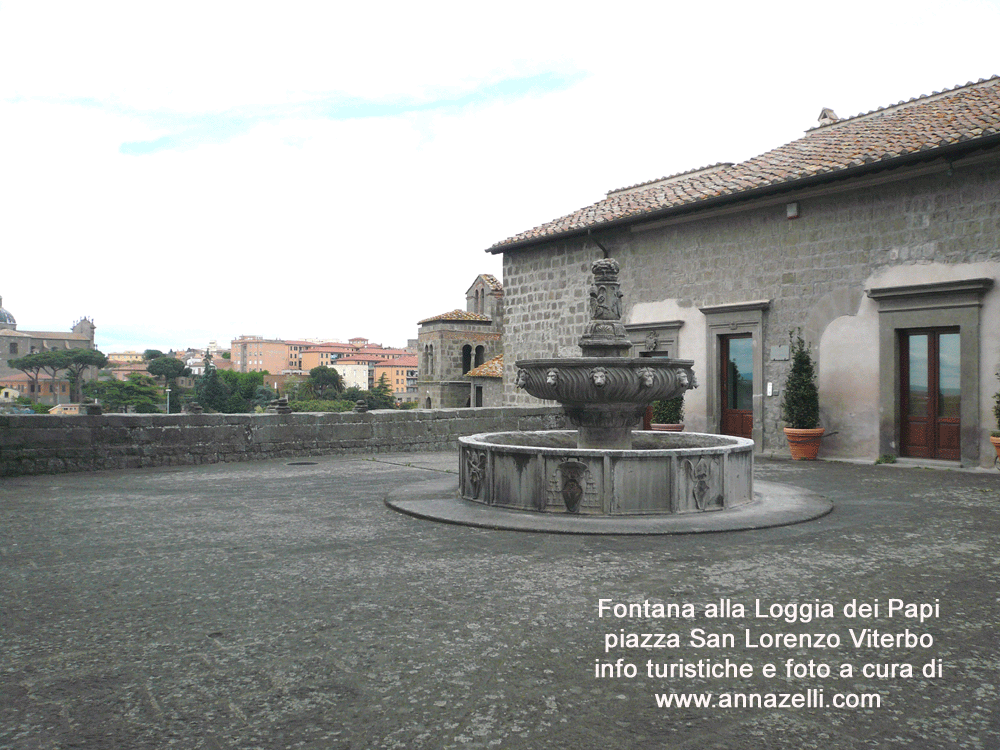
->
<box><xmin>564</xmin><ymin>403</ymin><xmax>646</xmax><ymax>450</ymax></box>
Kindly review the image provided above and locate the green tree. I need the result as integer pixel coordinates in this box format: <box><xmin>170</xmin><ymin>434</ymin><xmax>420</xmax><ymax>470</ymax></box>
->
<box><xmin>8</xmin><ymin>350</ymin><xmax>71</xmax><ymax>403</ymax></box>
<box><xmin>370</xmin><ymin>373</ymin><xmax>396</xmax><ymax>410</ymax></box>
<box><xmin>147</xmin><ymin>356</ymin><xmax>191</xmax><ymax>390</ymax></box>
<box><xmin>62</xmin><ymin>349</ymin><xmax>109</xmax><ymax>402</ymax></box>
<box><xmin>217</xmin><ymin>370</ymin><xmax>265</xmax><ymax>412</ymax></box>
<box><xmin>37</xmin><ymin>350</ymin><xmax>70</xmax><ymax>393</ymax></box>
<box><xmin>8</xmin><ymin>352</ymin><xmax>46</xmax><ymax>403</ymax></box>
<box><xmin>143</xmin><ymin>349</ymin><xmax>166</xmax><ymax>361</ymax></box>
<box><xmin>195</xmin><ymin>366</ymin><xmax>230</xmax><ymax>412</ymax></box>
<box><xmin>340</xmin><ymin>375</ymin><xmax>396</xmax><ymax>411</ymax></box>
<box><xmin>308</xmin><ymin>366</ymin><xmax>345</xmax><ymax>400</ymax></box>
<box><xmin>84</xmin><ymin>372</ymin><xmax>162</xmax><ymax>413</ymax></box>
<box><xmin>253</xmin><ymin>386</ymin><xmax>276</xmax><ymax>409</ymax></box>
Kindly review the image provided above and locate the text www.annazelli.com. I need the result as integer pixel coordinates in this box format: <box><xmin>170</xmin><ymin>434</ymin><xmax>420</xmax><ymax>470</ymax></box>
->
<box><xmin>655</xmin><ymin>690</ymin><xmax>882</xmax><ymax>709</ymax></box>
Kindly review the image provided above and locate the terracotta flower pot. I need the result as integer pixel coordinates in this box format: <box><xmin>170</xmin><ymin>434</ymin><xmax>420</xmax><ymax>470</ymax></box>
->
<box><xmin>650</xmin><ymin>423</ymin><xmax>685</xmax><ymax>432</ymax></box>
<box><xmin>990</xmin><ymin>435</ymin><xmax>1000</xmax><ymax>463</ymax></box>
<box><xmin>784</xmin><ymin>427</ymin><xmax>825</xmax><ymax>460</ymax></box>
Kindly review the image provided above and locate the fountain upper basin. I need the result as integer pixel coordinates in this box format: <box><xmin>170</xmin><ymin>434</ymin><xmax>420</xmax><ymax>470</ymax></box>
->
<box><xmin>514</xmin><ymin>357</ymin><xmax>695</xmax><ymax>405</ymax></box>
<box><xmin>514</xmin><ymin>357</ymin><xmax>697</xmax><ymax>449</ymax></box>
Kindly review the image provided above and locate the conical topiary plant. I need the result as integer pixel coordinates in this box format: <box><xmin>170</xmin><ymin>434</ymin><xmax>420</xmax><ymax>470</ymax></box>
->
<box><xmin>992</xmin><ymin>370</ymin><xmax>1000</xmax><ymax>438</ymax></box>
<box><xmin>781</xmin><ymin>332</ymin><xmax>819</xmax><ymax>429</ymax></box>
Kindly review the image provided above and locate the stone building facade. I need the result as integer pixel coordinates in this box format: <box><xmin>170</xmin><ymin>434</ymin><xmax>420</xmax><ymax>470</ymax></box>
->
<box><xmin>465</xmin><ymin>354</ymin><xmax>504</xmax><ymax>408</ymax></box>
<box><xmin>0</xmin><ymin>296</ymin><xmax>98</xmax><ymax>404</ymax></box>
<box><xmin>490</xmin><ymin>77</ymin><xmax>1000</xmax><ymax>468</ymax></box>
<box><xmin>418</xmin><ymin>275</ymin><xmax>503</xmax><ymax>408</ymax></box>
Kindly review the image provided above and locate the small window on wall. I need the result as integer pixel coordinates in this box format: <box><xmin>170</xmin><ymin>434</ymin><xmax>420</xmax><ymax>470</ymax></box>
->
<box><xmin>9</xmin><ymin>343</ymin><xmax>17</xmax><ymax>355</ymax></box>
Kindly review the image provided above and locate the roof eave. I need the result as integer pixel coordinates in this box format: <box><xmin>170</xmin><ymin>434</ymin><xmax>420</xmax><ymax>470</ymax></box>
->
<box><xmin>487</xmin><ymin>134</ymin><xmax>1000</xmax><ymax>255</ymax></box>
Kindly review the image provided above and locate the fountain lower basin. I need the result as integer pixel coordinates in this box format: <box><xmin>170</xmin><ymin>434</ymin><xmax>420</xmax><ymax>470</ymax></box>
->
<box><xmin>460</xmin><ymin>430</ymin><xmax>753</xmax><ymax>515</ymax></box>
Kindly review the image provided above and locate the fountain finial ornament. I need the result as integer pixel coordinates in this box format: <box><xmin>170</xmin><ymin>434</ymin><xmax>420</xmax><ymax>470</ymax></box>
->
<box><xmin>580</xmin><ymin>258</ymin><xmax>632</xmax><ymax>358</ymax></box>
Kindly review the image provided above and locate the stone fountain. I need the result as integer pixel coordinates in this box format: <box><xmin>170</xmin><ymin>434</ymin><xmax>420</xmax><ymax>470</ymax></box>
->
<box><xmin>513</xmin><ymin>258</ymin><xmax>695</xmax><ymax>450</ymax></box>
<box><xmin>457</xmin><ymin>258</ymin><xmax>755</xmax><ymax>516</ymax></box>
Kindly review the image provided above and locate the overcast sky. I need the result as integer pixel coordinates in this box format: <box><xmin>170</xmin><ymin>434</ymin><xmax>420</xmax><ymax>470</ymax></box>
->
<box><xmin>2</xmin><ymin>1</ymin><xmax>999</xmax><ymax>354</ymax></box>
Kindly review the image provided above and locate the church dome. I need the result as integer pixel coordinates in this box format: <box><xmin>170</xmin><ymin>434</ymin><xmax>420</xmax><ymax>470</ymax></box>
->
<box><xmin>0</xmin><ymin>296</ymin><xmax>15</xmax><ymax>329</ymax></box>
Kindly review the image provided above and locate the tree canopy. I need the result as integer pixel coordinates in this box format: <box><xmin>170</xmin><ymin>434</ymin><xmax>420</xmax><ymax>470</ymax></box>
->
<box><xmin>307</xmin><ymin>366</ymin><xmax>345</xmax><ymax>400</ymax></box>
<box><xmin>147</xmin><ymin>356</ymin><xmax>191</xmax><ymax>385</ymax></box>
<box><xmin>194</xmin><ymin>366</ymin><xmax>230</xmax><ymax>412</ymax></box>
<box><xmin>62</xmin><ymin>349</ymin><xmax>109</xmax><ymax>401</ymax></box>
<box><xmin>84</xmin><ymin>372</ymin><xmax>162</xmax><ymax>413</ymax></box>
<box><xmin>193</xmin><ymin>369</ymin><xmax>269</xmax><ymax>413</ymax></box>
<box><xmin>8</xmin><ymin>348</ymin><xmax>107</xmax><ymax>402</ymax></box>
<box><xmin>340</xmin><ymin>375</ymin><xmax>395</xmax><ymax>411</ymax></box>
<box><xmin>7</xmin><ymin>352</ymin><xmax>47</xmax><ymax>402</ymax></box>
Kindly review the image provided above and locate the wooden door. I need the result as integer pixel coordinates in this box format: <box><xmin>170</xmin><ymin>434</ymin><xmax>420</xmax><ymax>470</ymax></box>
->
<box><xmin>720</xmin><ymin>335</ymin><xmax>753</xmax><ymax>439</ymax></box>
<box><xmin>900</xmin><ymin>330</ymin><xmax>960</xmax><ymax>460</ymax></box>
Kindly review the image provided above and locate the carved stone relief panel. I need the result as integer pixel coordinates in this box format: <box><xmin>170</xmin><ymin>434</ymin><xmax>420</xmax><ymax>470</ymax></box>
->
<box><xmin>678</xmin><ymin>455</ymin><xmax>724</xmax><ymax>512</ymax></box>
<box><xmin>546</xmin><ymin>460</ymin><xmax>599</xmax><ymax>513</ymax></box>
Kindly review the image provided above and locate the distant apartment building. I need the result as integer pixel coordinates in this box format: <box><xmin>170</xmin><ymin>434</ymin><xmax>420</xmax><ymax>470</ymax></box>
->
<box><xmin>230</xmin><ymin>335</ymin><xmax>289</xmax><ymax>374</ymax></box>
<box><xmin>298</xmin><ymin>343</ymin><xmax>360</xmax><ymax>372</ymax></box>
<box><xmin>359</xmin><ymin>346</ymin><xmax>412</xmax><ymax>361</ymax></box>
<box><xmin>329</xmin><ymin>359</ymin><xmax>372</xmax><ymax>390</ymax></box>
<box><xmin>230</xmin><ymin>335</ymin><xmax>418</xmax><ymax>393</ymax></box>
<box><xmin>374</xmin><ymin>355</ymin><xmax>419</xmax><ymax>402</ymax></box>
<box><xmin>107</xmin><ymin>350</ymin><xmax>145</xmax><ymax>364</ymax></box>
<box><xmin>283</xmin><ymin>340</ymin><xmax>316</xmax><ymax>372</ymax></box>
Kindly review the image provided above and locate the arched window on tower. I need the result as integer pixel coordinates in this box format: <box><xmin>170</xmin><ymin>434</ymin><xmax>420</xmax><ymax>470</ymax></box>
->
<box><xmin>475</xmin><ymin>346</ymin><xmax>485</xmax><ymax>368</ymax></box>
<box><xmin>462</xmin><ymin>345</ymin><xmax>473</xmax><ymax>374</ymax></box>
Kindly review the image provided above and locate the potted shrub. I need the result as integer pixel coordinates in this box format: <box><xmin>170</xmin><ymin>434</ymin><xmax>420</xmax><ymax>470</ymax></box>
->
<box><xmin>650</xmin><ymin>396</ymin><xmax>685</xmax><ymax>432</ymax></box>
<box><xmin>990</xmin><ymin>370</ymin><xmax>1000</xmax><ymax>463</ymax></box>
<box><xmin>781</xmin><ymin>332</ymin><xmax>824</xmax><ymax>460</ymax></box>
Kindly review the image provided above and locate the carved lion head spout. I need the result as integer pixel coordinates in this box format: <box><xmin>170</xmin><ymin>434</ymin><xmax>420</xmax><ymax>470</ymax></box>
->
<box><xmin>515</xmin><ymin>369</ymin><xmax>529</xmax><ymax>389</ymax></box>
<box><xmin>638</xmin><ymin>367</ymin><xmax>655</xmax><ymax>387</ymax></box>
<box><xmin>545</xmin><ymin>369</ymin><xmax>559</xmax><ymax>386</ymax></box>
<box><xmin>590</xmin><ymin>367</ymin><xmax>608</xmax><ymax>387</ymax></box>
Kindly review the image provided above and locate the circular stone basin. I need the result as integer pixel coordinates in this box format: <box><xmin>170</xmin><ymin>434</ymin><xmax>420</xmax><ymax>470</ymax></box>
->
<box><xmin>459</xmin><ymin>430</ymin><xmax>753</xmax><ymax>516</ymax></box>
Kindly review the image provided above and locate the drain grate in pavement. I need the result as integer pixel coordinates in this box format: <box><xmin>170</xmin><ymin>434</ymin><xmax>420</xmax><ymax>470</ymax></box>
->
<box><xmin>286</xmin><ymin>461</ymin><xmax>318</xmax><ymax>466</ymax></box>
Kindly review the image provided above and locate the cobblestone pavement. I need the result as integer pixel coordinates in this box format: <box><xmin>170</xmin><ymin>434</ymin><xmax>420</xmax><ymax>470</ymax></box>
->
<box><xmin>1</xmin><ymin>453</ymin><xmax>998</xmax><ymax>749</ymax></box>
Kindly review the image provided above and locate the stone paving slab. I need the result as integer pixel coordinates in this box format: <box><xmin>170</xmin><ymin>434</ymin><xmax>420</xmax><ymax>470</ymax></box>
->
<box><xmin>1</xmin><ymin>452</ymin><xmax>998</xmax><ymax>749</ymax></box>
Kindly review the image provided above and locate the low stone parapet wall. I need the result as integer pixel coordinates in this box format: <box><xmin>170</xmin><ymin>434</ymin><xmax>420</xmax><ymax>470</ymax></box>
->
<box><xmin>0</xmin><ymin>407</ymin><xmax>566</xmax><ymax>476</ymax></box>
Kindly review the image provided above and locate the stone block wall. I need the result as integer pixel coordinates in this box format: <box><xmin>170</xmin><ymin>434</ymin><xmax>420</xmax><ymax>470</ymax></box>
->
<box><xmin>500</xmin><ymin>157</ymin><xmax>1000</xmax><ymax>464</ymax></box>
<box><xmin>0</xmin><ymin>407</ymin><xmax>566</xmax><ymax>477</ymax></box>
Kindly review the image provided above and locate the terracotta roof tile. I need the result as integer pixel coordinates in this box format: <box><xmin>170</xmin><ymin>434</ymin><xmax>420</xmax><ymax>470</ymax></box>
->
<box><xmin>491</xmin><ymin>76</ymin><xmax>1000</xmax><ymax>250</ymax></box>
<box><xmin>480</xmin><ymin>274</ymin><xmax>503</xmax><ymax>292</ymax></box>
<box><xmin>375</xmin><ymin>355</ymin><xmax>419</xmax><ymax>367</ymax></box>
<box><xmin>419</xmin><ymin>310</ymin><xmax>492</xmax><ymax>324</ymax></box>
<box><xmin>466</xmin><ymin>354</ymin><xmax>503</xmax><ymax>378</ymax></box>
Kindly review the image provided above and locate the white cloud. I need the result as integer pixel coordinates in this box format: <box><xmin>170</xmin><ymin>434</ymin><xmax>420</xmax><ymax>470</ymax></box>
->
<box><xmin>1</xmin><ymin>0</ymin><xmax>999</xmax><ymax>352</ymax></box>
